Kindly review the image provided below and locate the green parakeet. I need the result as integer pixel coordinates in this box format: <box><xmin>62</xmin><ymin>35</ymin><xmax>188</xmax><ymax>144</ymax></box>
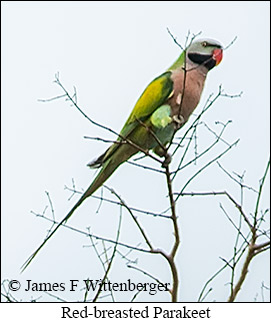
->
<box><xmin>22</xmin><ymin>38</ymin><xmax>223</xmax><ymax>270</ymax></box>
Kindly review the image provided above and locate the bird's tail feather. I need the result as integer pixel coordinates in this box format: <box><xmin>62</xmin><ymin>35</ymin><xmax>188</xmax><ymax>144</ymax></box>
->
<box><xmin>21</xmin><ymin>198</ymin><xmax>84</xmax><ymax>272</ymax></box>
<box><xmin>21</xmin><ymin>157</ymin><xmax>124</xmax><ymax>272</ymax></box>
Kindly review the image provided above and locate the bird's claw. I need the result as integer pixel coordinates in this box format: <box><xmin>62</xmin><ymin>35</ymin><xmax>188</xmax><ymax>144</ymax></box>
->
<box><xmin>172</xmin><ymin>115</ymin><xmax>185</xmax><ymax>129</ymax></box>
<box><xmin>162</xmin><ymin>152</ymin><xmax>172</xmax><ymax>168</ymax></box>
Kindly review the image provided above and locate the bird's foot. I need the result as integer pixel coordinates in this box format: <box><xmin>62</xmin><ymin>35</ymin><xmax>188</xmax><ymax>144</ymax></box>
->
<box><xmin>162</xmin><ymin>152</ymin><xmax>172</xmax><ymax>168</ymax></box>
<box><xmin>172</xmin><ymin>115</ymin><xmax>185</xmax><ymax>130</ymax></box>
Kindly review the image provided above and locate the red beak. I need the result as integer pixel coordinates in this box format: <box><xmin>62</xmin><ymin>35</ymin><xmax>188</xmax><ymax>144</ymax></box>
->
<box><xmin>213</xmin><ymin>48</ymin><xmax>223</xmax><ymax>66</ymax></box>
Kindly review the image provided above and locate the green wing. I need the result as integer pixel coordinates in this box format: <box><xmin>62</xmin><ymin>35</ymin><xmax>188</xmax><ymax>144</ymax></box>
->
<box><xmin>120</xmin><ymin>71</ymin><xmax>173</xmax><ymax>138</ymax></box>
<box><xmin>103</xmin><ymin>71</ymin><xmax>173</xmax><ymax>161</ymax></box>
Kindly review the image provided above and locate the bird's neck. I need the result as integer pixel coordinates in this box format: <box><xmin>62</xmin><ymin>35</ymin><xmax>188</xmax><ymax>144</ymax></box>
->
<box><xmin>167</xmin><ymin>51</ymin><xmax>186</xmax><ymax>71</ymax></box>
<box><xmin>168</xmin><ymin>52</ymin><xmax>208</xmax><ymax>77</ymax></box>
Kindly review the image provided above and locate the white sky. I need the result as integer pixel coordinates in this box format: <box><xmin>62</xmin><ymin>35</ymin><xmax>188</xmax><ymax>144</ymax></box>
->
<box><xmin>2</xmin><ymin>1</ymin><xmax>270</xmax><ymax>303</ymax></box>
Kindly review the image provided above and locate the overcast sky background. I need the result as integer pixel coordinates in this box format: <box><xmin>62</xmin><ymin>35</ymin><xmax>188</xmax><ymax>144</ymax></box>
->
<box><xmin>2</xmin><ymin>1</ymin><xmax>270</xmax><ymax>302</ymax></box>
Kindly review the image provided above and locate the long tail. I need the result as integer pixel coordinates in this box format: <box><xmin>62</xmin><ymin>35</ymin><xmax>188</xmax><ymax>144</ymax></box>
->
<box><xmin>21</xmin><ymin>156</ymin><xmax>126</xmax><ymax>272</ymax></box>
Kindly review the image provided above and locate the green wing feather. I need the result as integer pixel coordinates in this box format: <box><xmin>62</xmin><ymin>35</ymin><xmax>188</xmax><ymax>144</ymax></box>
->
<box><xmin>120</xmin><ymin>71</ymin><xmax>173</xmax><ymax>137</ymax></box>
<box><xmin>103</xmin><ymin>71</ymin><xmax>173</xmax><ymax>161</ymax></box>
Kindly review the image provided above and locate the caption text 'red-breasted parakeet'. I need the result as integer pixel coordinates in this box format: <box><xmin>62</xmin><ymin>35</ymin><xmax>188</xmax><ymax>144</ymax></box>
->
<box><xmin>22</xmin><ymin>38</ymin><xmax>223</xmax><ymax>270</ymax></box>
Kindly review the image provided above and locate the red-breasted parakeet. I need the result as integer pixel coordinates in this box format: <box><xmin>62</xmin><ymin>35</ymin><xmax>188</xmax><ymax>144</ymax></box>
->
<box><xmin>23</xmin><ymin>38</ymin><xmax>223</xmax><ymax>270</ymax></box>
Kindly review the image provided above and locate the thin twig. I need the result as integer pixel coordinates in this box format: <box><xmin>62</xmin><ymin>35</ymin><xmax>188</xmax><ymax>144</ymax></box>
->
<box><xmin>92</xmin><ymin>206</ymin><xmax>123</xmax><ymax>302</ymax></box>
<box><xmin>127</xmin><ymin>264</ymin><xmax>170</xmax><ymax>292</ymax></box>
<box><xmin>223</xmin><ymin>36</ymin><xmax>238</xmax><ymax>51</ymax></box>
<box><xmin>103</xmin><ymin>186</ymin><xmax>154</xmax><ymax>251</ymax></box>
<box><xmin>228</xmin><ymin>160</ymin><xmax>270</xmax><ymax>302</ymax></box>
<box><xmin>174</xmin><ymin>139</ymin><xmax>240</xmax><ymax>204</ymax></box>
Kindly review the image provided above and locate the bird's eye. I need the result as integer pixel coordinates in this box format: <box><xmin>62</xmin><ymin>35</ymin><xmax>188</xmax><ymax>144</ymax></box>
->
<box><xmin>201</xmin><ymin>41</ymin><xmax>208</xmax><ymax>47</ymax></box>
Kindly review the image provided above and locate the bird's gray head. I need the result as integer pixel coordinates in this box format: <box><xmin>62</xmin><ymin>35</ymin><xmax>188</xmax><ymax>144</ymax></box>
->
<box><xmin>186</xmin><ymin>39</ymin><xmax>223</xmax><ymax>70</ymax></box>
